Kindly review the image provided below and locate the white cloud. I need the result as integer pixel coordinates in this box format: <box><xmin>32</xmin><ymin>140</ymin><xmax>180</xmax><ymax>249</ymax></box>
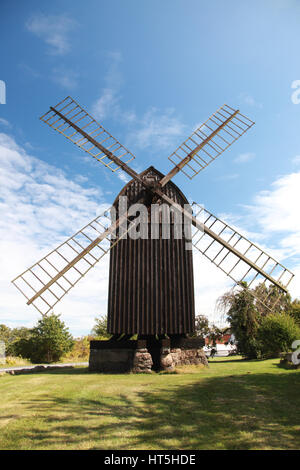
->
<box><xmin>92</xmin><ymin>88</ymin><xmax>120</xmax><ymax>121</ymax></box>
<box><xmin>214</xmin><ymin>173</ymin><xmax>239</xmax><ymax>181</ymax></box>
<box><xmin>0</xmin><ymin>118</ymin><xmax>11</xmax><ymax>128</ymax></box>
<box><xmin>117</xmin><ymin>170</ymin><xmax>130</xmax><ymax>184</ymax></box>
<box><xmin>52</xmin><ymin>67</ymin><xmax>79</xmax><ymax>89</ymax></box>
<box><xmin>193</xmin><ymin>169</ymin><xmax>300</xmax><ymax>320</ymax></box>
<box><xmin>225</xmin><ymin>172</ymin><xmax>300</xmax><ymax>297</ymax></box>
<box><xmin>291</xmin><ymin>155</ymin><xmax>300</xmax><ymax>166</ymax></box>
<box><xmin>234</xmin><ymin>152</ymin><xmax>255</xmax><ymax>164</ymax></box>
<box><xmin>25</xmin><ymin>13</ymin><xmax>77</xmax><ymax>55</ymax></box>
<box><xmin>0</xmin><ymin>132</ymin><xmax>110</xmax><ymax>335</ymax></box>
<box><xmin>92</xmin><ymin>51</ymin><xmax>123</xmax><ymax>121</ymax></box>
<box><xmin>91</xmin><ymin>53</ymin><xmax>186</xmax><ymax>153</ymax></box>
<box><xmin>239</xmin><ymin>92</ymin><xmax>263</xmax><ymax>109</ymax></box>
<box><xmin>129</xmin><ymin>107</ymin><xmax>186</xmax><ymax>151</ymax></box>
<box><xmin>248</xmin><ymin>172</ymin><xmax>300</xmax><ymax>239</ymax></box>
<box><xmin>193</xmin><ymin>251</ymin><xmax>232</xmax><ymax>325</ymax></box>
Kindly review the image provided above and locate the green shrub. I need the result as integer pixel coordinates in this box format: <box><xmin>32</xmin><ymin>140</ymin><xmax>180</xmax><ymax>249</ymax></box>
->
<box><xmin>62</xmin><ymin>335</ymin><xmax>93</xmax><ymax>362</ymax></box>
<box><xmin>14</xmin><ymin>313</ymin><xmax>74</xmax><ymax>363</ymax></box>
<box><xmin>258</xmin><ymin>313</ymin><xmax>300</xmax><ymax>358</ymax></box>
<box><xmin>91</xmin><ymin>315</ymin><xmax>110</xmax><ymax>338</ymax></box>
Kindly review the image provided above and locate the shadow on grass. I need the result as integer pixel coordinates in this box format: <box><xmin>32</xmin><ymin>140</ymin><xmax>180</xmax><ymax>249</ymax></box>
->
<box><xmin>208</xmin><ymin>358</ymin><xmax>249</xmax><ymax>364</ymax></box>
<box><xmin>7</xmin><ymin>368</ymin><xmax>300</xmax><ymax>450</ymax></box>
<box><xmin>44</xmin><ymin>367</ymin><xmax>89</xmax><ymax>375</ymax></box>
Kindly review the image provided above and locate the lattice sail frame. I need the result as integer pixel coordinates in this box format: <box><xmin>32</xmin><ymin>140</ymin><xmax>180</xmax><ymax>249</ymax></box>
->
<box><xmin>40</xmin><ymin>96</ymin><xmax>136</xmax><ymax>173</ymax></box>
<box><xmin>168</xmin><ymin>104</ymin><xmax>255</xmax><ymax>179</ymax></box>
<box><xmin>11</xmin><ymin>208</ymin><xmax>133</xmax><ymax>315</ymax></box>
<box><xmin>191</xmin><ymin>203</ymin><xmax>294</xmax><ymax>310</ymax></box>
<box><xmin>12</xmin><ymin>96</ymin><xmax>295</xmax><ymax>316</ymax></box>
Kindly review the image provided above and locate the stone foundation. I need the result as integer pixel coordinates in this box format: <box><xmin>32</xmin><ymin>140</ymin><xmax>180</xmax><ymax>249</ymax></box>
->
<box><xmin>89</xmin><ymin>337</ymin><xmax>208</xmax><ymax>373</ymax></box>
<box><xmin>89</xmin><ymin>340</ymin><xmax>146</xmax><ymax>373</ymax></box>
<box><xmin>133</xmin><ymin>347</ymin><xmax>153</xmax><ymax>373</ymax></box>
<box><xmin>160</xmin><ymin>338</ymin><xmax>208</xmax><ymax>371</ymax></box>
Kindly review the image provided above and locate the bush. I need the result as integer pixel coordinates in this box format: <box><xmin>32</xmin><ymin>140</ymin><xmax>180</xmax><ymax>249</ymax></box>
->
<box><xmin>14</xmin><ymin>313</ymin><xmax>74</xmax><ymax>363</ymax></box>
<box><xmin>4</xmin><ymin>356</ymin><xmax>32</xmax><ymax>367</ymax></box>
<box><xmin>0</xmin><ymin>325</ymin><xmax>32</xmax><ymax>356</ymax></box>
<box><xmin>258</xmin><ymin>313</ymin><xmax>300</xmax><ymax>358</ymax></box>
<box><xmin>91</xmin><ymin>315</ymin><xmax>110</xmax><ymax>339</ymax></box>
<box><xmin>62</xmin><ymin>336</ymin><xmax>93</xmax><ymax>362</ymax></box>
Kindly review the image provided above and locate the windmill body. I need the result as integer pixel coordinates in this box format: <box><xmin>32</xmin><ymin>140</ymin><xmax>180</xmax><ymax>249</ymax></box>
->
<box><xmin>108</xmin><ymin>166</ymin><xmax>195</xmax><ymax>338</ymax></box>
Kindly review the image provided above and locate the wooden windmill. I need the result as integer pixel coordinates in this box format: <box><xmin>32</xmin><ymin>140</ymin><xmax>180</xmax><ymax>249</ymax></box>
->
<box><xmin>12</xmin><ymin>97</ymin><xmax>294</xmax><ymax>345</ymax></box>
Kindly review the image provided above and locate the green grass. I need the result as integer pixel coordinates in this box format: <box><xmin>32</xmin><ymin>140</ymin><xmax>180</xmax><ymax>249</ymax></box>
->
<box><xmin>0</xmin><ymin>356</ymin><xmax>299</xmax><ymax>450</ymax></box>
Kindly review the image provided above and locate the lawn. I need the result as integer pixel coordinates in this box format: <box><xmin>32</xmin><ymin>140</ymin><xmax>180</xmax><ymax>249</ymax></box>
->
<box><xmin>0</xmin><ymin>356</ymin><xmax>299</xmax><ymax>450</ymax></box>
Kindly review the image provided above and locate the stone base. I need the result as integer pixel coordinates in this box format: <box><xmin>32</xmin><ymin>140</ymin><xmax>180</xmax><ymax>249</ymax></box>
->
<box><xmin>89</xmin><ymin>337</ymin><xmax>208</xmax><ymax>373</ymax></box>
<box><xmin>89</xmin><ymin>339</ymin><xmax>152</xmax><ymax>373</ymax></box>
<box><xmin>160</xmin><ymin>337</ymin><xmax>208</xmax><ymax>372</ymax></box>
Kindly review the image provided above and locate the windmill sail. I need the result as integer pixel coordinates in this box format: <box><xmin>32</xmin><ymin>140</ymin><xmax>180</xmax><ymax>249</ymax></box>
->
<box><xmin>12</xmin><ymin>95</ymin><xmax>294</xmax><ymax>318</ymax></box>
<box><xmin>163</xmin><ymin>104</ymin><xmax>254</xmax><ymax>182</ymax></box>
<box><xmin>191</xmin><ymin>203</ymin><xmax>294</xmax><ymax>309</ymax></box>
<box><xmin>40</xmin><ymin>96</ymin><xmax>136</xmax><ymax>173</ymax></box>
<box><xmin>11</xmin><ymin>208</ymin><xmax>133</xmax><ymax>316</ymax></box>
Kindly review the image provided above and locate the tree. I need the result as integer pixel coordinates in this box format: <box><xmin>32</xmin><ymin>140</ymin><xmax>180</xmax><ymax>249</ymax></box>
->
<box><xmin>287</xmin><ymin>299</ymin><xmax>300</xmax><ymax>326</ymax></box>
<box><xmin>217</xmin><ymin>283</ymin><xmax>261</xmax><ymax>358</ymax></box>
<box><xmin>258</xmin><ymin>313</ymin><xmax>300</xmax><ymax>358</ymax></box>
<box><xmin>207</xmin><ymin>324</ymin><xmax>224</xmax><ymax>347</ymax></box>
<box><xmin>0</xmin><ymin>324</ymin><xmax>11</xmax><ymax>347</ymax></box>
<box><xmin>252</xmin><ymin>284</ymin><xmax>292</xmax><ymax>316</ymax></box>
<box><xmin>0</xmin><ymin>325</ymin><xmax>32</xmax><ymax>356</ymax></box>
<box><xmin>91</xmin><ymin>315</ymin><xmax>110</xmax><ymax>338</ymax></box>
<box><xmin>193</xmin><ymin>314</ymin><xmax>225</xmax><ymax>351</ymax></box>
<box><xmin>15</xmin><ymin>313</ymin><xmax>74</xmax><ymax>363</ymax></box>
<box><xmin>194</xmin><ymin>314</ymin><xmax>210</xmax><ymax>338</ymax></box>
<box><xmin>63</xmin><ymin>335</ymin><xmax>94</xmax><ymax>361</ymax></box>
<box><xmin>7</xmin><ymin>327</ymin><xmax>32</xmax><ymax>355</ymax></box>
<box><xmin>218</xmin><ymin>281</ymin><xmax>300</xmax><ymax>359</ymax></box>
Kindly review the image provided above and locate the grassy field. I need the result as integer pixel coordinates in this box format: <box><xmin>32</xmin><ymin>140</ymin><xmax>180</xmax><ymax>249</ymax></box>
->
<box><xmin>0</xmin><ymin>356</ymin><xmax>299</xmax><ymax>450</ymax></box>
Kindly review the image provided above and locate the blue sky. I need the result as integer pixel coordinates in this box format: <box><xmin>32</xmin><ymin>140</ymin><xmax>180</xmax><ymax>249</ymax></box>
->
<box><xmin>1</xmin><ymin>0</ymin><xmax>300</xmax><ymax>335</ymax></box>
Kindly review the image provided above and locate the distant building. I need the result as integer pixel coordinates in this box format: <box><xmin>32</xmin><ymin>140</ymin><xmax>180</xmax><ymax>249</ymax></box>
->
<box><xmin>204</xmin><ymin>328</ymin><xmax>233</xmax><ymax>346</ymax></box>
<box><xmin>204</xmin><ymin>329</ymin><xmax>237</xmax><ymax>357</ymax></box>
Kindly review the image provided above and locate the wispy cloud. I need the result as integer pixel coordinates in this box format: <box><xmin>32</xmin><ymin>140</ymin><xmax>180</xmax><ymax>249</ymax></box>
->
<box><xmin>92</xmin><ymin>52</ymin><xmax>186</xmax><ymax>153</ymax></box>
<box><xmin>0</xmin><ymin>118</ymin><xmax>11</xmax><ymax>128</ymax></box>
<box><xmin>0</xmin><ymin>132</ymin><xmax>110</xmax><ymax>335</ymax></box>
<box><xmin>129</xmin><ymin>107</ymin><xmax>186</xmax><ymax>151</ymax></box>
<box><xmin>234</xmin><ymin>152</ymin><xmax>255</xmax><ymax>164</ymax></box>
<box><xmin>92</xmin><ymin>88</ymin><xmax>120</xmax><ymax>121</ymax></box>
<box><xmin>92</xmin><ymin>51</ymin><xmax>123</xmax><ymax>120</ymax></box>
<box><xmin>25</xmin><ymin>13</ymin><xmax>77</xmax><ymax>55</ymax></box>
<box><xmin>291</xmin><ymin>155</ymin><xmax>300</xmax><ymax>166</ymax></box>
<box><xmin>238</xmin><ymin>92</ymin><xmax>263</xmax><ymax>109</ymax></box>
<box><xmin>52</xmin><ymin>67</ymin><xmax>79</xmax><ymax>89</ymax></box>
<box><xmin>214</xmin><ymin>173</ymin><xmax>239</xmax><ymax>181</ymax></box>
<box><xmin>246</xmin><ymin>172</ymin><xmax>300</xmax><ymax>240</ymax></box>
<box><xmin>19</xmin><ymin>63</ymin><xmax>42</xmax><ymax>79</ymax></box>
<box><xmin>117</xmin><ymin>170</ymin><xmax>130</xmax><ymax>184</ymax></box>
<box><xmin>228</xmin><ymin>172</ymin><xmax>300</xmax><ymax>295</ymax></box>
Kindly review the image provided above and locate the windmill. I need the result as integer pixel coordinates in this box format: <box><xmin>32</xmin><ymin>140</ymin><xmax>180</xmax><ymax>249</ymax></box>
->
<box><xmin>12</xmin><ymin>97</ymin><xmax>294</xmax><ymax>371</ymax></box>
